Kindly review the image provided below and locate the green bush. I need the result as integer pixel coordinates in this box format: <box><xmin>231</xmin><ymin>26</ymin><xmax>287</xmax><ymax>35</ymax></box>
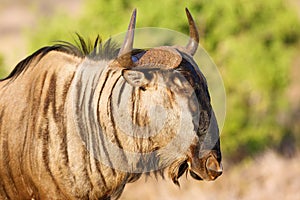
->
<box><xmin>198</xmin><ymin>0</ymin><xmax>300</xmax><ymax>158</ymax></box>
<box><xmin>27</xmin><ymin>0</ymin><xmax>300</xmax><ymax>160</ymax></box>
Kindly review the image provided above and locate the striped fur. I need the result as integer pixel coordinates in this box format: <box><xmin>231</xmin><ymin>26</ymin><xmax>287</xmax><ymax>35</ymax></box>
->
<box><xmin>0</xmin><ymin>44</ymin><xmax>133</xmax><ymax>199</ymax></box>
<box><xmin>0</xmin><ymin>10</ymin><xmax>222</xmax><ymax>200</ymax></box>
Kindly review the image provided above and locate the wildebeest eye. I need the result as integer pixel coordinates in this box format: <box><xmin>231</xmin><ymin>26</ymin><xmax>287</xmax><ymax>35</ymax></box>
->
<box><xmin>197</xmin><ymin>111</ymin><xmax>210</xmax><ymax>134</ymax></box>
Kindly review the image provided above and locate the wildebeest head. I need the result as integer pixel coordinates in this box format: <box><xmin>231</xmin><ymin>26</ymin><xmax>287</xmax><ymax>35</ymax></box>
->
<box><xmin>109</xmin><ymin>8</ymin><xmax>222</xmax><ymax>183</ymax></box>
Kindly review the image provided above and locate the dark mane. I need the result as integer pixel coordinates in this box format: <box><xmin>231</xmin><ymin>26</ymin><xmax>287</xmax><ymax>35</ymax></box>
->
<box><xmin>1</xmin><ymin>35</ymin><xmax>119</xmax><ymax>81</ymax></box>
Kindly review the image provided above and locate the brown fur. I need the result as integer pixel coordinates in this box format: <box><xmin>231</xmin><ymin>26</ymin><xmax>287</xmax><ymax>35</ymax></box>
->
<box><xmin>0</xmin><ymin>33</ymin><xmax>221</xmax><ymax>200</ymax></box>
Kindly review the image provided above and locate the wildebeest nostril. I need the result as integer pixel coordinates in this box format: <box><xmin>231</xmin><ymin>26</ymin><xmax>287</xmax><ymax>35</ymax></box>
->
<box><xmin>206</xmin><ymin>156</ymin><xmax>223</xmax><ymax>179</ymax></box>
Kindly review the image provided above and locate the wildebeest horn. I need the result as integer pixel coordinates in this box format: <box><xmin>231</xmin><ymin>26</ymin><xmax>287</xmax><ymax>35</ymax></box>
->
<box><xmin>117</xmin><ymin>9</ymin><xmax>137</xmax><ymax>67</ymax></box>
<box><xmin>185</xmin><ymin>8</ymin><xmax>199</xmax><ymax>56</ymax></box>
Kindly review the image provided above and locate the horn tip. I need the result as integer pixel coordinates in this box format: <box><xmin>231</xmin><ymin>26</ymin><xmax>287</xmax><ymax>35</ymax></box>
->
<box><xmin>185</xmin><ymin>8</ymin><xmax>193</xmax><ymax>21</ymax></box>
<box><xmin>184</xmin><ymin>7</ymin><xmax>199</xmax><ymax>56</ymax></box>
<box><xmin>129</xmin><ymin>8</ymin><xmax>137</xmax><ymax>29</ymax></box>
<box><xmin>132</xmin><ymin>8</ymin><xmax>137</xmax><ymax>15</ymax></box>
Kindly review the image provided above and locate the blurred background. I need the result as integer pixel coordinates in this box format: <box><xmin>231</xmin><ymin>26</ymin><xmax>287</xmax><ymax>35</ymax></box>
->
<box><xmin>0</xmin><ymin>0</ymin><xmax>299</xmax><ymax>199</ymax></box>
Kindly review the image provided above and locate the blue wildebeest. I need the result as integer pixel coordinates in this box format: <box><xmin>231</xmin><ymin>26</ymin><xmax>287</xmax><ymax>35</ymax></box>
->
<box><xmin>0</xmin><ymin>8</ymin><xmax>222</xmax><ymax>200</ymax></box>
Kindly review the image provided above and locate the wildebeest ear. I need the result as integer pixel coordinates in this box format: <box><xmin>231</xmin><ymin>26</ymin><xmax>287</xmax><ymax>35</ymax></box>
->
<box><xmin>122</xmin><ymin>69</ymin><xmax>150</xmax><ymax>88</ymax></box>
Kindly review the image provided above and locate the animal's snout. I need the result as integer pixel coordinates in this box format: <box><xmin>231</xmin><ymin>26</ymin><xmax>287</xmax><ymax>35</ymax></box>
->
<box><xmin>188</xmin><ymin>150</ymin><xmax>222</xmax><ymax>181</ymax></box>
<box><xmin>205</xmin><ymin>155</ymin><xmax>223</xmax><ymax>180</ymax></box>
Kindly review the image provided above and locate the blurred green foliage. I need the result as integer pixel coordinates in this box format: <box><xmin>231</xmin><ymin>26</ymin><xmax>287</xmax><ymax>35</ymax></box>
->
<box><xmin>0</xmin><ymin>54</ymin><xmax>5</xmax><ymax>78</ymax></box>
<box><xmin>28</xmin><ymin>0</ymin><xmax>300</xmax><ymax>160</ymax></box>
